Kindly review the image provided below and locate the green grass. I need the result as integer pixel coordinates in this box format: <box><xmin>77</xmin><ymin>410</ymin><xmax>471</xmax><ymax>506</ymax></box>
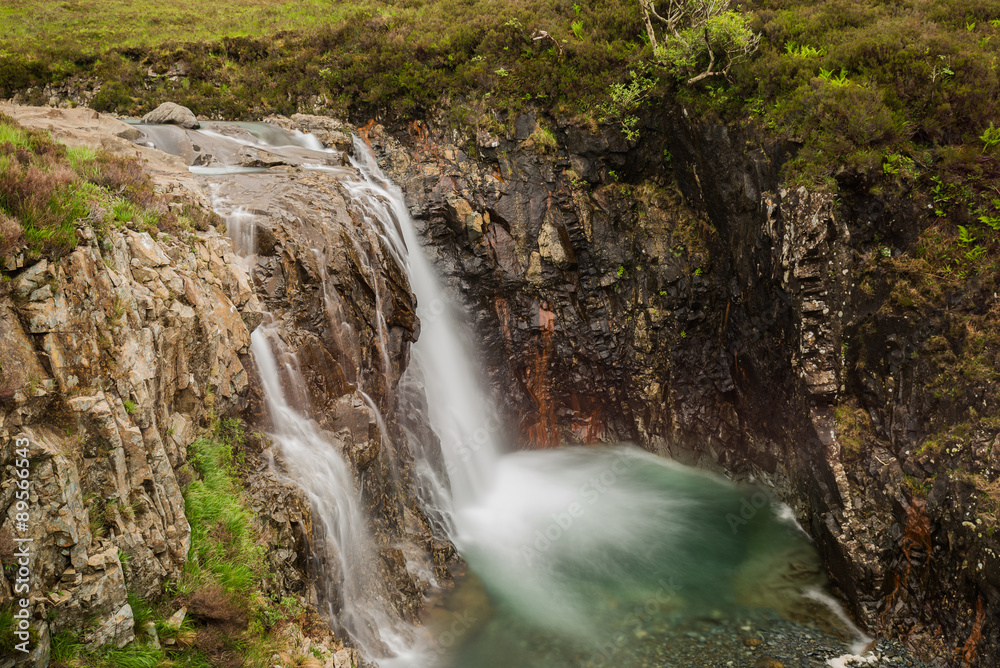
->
<box><xmin>183</xmin><ymin>419</ymin><xmax>264</xmax><ymax>595</ymax></box>
<box><xmin>0</xmin><ymin>604</ymin><xmax>39</xmax><ymax>655</ymax></box>
<box><xmin>0</xmin><ymin>0</ymin><xmax>647</xmax><ymax>123</ymax></box>
<box><xmin>0</xmin><ymin>123</ymin><xmax>30</xmax><ymax>148</ymax></box>
<box><xmin>0</xmin><ymin>0</ymin><xmax>359</xmax><ymax>53</ymax></box>
<box><xmin>50</xmin><ymin>630</ymin><xmax>86</xmax><ymax>666</ymax></box>
<box><xmin>87</xmin><ymin>645</ymin><xmax>165</xmax><ymax>668</ymax></box>
<box><xmin>0</xmin><ymin>114</ymin><xmax>171</xmax><ymax>258</ymax></box>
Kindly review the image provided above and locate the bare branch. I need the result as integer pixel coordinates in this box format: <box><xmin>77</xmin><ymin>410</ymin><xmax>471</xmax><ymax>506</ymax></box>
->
<box><xmin>531</xmin><ymin>29</ymin><xmax>563</xmax><ymax>56</ymax></box>
<box><xmin>686</xmin><ymin>28</ymin><xmax>718</xmax><ymax>85</ymax></box>
<box><xmin>638</xmin><ymin>0</ymin><xmax>660</xmax><ymax>54</ymax></box>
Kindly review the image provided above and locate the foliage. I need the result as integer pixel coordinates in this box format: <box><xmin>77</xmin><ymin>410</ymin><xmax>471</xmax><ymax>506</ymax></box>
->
<box><xmin>640</xmin><ymin>1</ymin><xmax>761</xmax><ymax>84</ymax></box>
<box><xmin>50</xmin><ymin>630</ymin><xmax>86</xmax><ymax>666</ymax></box>
<box><xmin>738</xmin><ymin>0</ymin><xmax>1000</xmax><ymax>187</ymax></box>
<box><xmin>598</xmin><ymin>68</ymin><xmax>659</xmax><ymax>140</ymax></box>
<box><xmin>183</xmin><ymin>419</ymin><xmax>264</xmax><ymax>595</ymax></box>
<box><xmin>0</xmin><ymin>604</ymin><xmax>39</xmax><ymax>655</ymax></box>
<box><xmin>0</xmin><ymin>114</ymin><xmax>166</xmax><ymax>259</ymax></box>
<box><xmin>0</xmin><ymin>1</ymin><xmax>649</xmax><ymax>126</ymax></box>
<box><xmin>981</xmin><ymin>121</ymin><xmax>1000</xmax><ymax>154</ymax></box>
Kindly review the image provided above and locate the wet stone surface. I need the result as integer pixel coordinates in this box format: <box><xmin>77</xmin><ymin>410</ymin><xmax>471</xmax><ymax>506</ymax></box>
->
<box><xmin>446</xmin><ymin>607</ymin><xmax>933</xmax><ymax>668</ymax></box>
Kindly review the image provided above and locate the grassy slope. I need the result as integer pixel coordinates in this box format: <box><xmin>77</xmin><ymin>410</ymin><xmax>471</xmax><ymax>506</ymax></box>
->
<box><xmin>0</xmin><ymin>0</ymin><xmax>351</xmax><ymax>51</ymax></box>
<box><xmin>0</xmin><ymin>113</ymin><xmax>167</xmax><ymax>258</ymax></box>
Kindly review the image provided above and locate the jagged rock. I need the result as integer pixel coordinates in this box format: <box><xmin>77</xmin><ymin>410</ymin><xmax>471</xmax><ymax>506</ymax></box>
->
<box><xmin>89</xmin><ymin>603</ymin><xmax>134</xmax><ymax>648</ymax></box>
<box><xmin>141</xmin><ymin>620</ymin><xmax>160</xmax><ymax>649</ymax></box>
<box><xmin>0</xmin><ymin>109</ymin><xmax>265</xmax><ymax>655</ymax></box>
<box><xmin>537</xmin><ymin>218</ymin><xmax>575</xmax><ymax>268</ymax></box>
<box><xmin>142</xmin><ymin>102</ymin><xmax>200</xmax><ymax>129</ymax></box>
<box><xmin>333</xmin><ymin>648</ymin><xmax>360</xmax><ymax>668</ymax></box>
<box><xmin>165</xmin><ymin>606</ymin><xmax>187</xmax><ymax>630</ymax></box>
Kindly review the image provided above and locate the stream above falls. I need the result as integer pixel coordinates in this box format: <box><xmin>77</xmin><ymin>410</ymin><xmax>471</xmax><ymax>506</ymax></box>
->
<box><xmin>126</xmin><ymin>117</ymin><xmax>920</xmax><ymax>668</ymax></box>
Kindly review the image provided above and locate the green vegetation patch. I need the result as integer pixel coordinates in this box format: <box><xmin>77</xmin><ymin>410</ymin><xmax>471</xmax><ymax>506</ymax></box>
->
<box><xmin>49</xmin><ymin>419</ymin><xmax>312</xmax><ymax>668</ymax></box>
<box><xmin>182</xmin><ymin>419</ymin><xmax>265</xmax><ymax>595</ymax></box>
<box><xmin>0</xmin><ymin>114</ymin><xmax>165</xmax><ymax>259</ymax></box>
<box><xmin>0</xmin><ymin>1</ymin><xmax>648</xmax><ymax>124</ymax></box>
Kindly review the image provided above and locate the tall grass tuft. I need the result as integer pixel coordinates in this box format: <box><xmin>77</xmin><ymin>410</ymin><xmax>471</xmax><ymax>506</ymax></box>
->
<box><xmin>183</xmin><ymin>421</ymin><xmax>264</xmax><ymax>595</ymax></box>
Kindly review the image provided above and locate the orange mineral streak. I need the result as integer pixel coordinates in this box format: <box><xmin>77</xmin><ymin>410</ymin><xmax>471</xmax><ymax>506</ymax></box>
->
<box><xmin>880</xmin><ymin>496</ymin><xmax>934</xmax><ymax>632</ymax></box>
<box><xmin>523</xmin><ymin>303</ymin><xmax>559</xmax><ymax>448</ymax></box>
<box><xmin>407</xmin><ymin>119</ymin><xmax>428</xmax><ymax>144</ymax></box>
<box><xmin>959</xmin><ymin>597</ymin><xmax>985</xmax><ymax>666</ymax></box>
<box><xmin>494</xmin><ymin>296</ymin><xmax>514</xmax><ymax>351</ymax></box>
<box><xmin>357</xmin><ymin>119</ymin><xmax>377</xmax><ymax>150</ymax></box>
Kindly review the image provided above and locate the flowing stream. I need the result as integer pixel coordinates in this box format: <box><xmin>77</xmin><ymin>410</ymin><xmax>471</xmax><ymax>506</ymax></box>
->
<box><xmin>134</xmin><ymin>120</ymin><xmax>872</xmax><ymax>667</ymax></box>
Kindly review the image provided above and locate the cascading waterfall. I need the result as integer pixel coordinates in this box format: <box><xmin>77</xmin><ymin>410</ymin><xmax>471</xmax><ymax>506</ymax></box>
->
<box><xmin>135</xmin><ymin>118</ymin><xmax>876</xmax><ymax>667</ymax></box>
<box><xmin>212</xmin><ymin>194</ymin><xmax>416</xmax><ymax>661</ymax></box>
<box><xmin>174</xmin><ymin>123</ymin><xmax>422</xmax><ymax>661</ymax></box>
<box><xmin>345</xmin><ymin>140</ymin><xmax>876</xmax><ymax>667</ymax></box>
<box><xmin>347</xmin><ymin>139</ymin><xmax>504</xmax><ymax>514</ymax></box>
<box><xmin>250</xmin><ymin>323</ymin><xmax>410</xmax><ymax>656</ymax></box>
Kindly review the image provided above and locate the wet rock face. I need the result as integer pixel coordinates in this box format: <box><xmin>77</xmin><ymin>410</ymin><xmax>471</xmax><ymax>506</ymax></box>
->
<box><xmin>182</xmin><ymin>122</ymin><xmax>447</xmax><ymax>626</ymax></box>
<box><xmin>207</xmin><ymin>171</ymin><xmax>422</xmax><ymax>534</ymax></box>
<box><xmin>363</xmin><ymin>114</ymin><xmax>998</xmax><ymax>665</ymax></box>
<box><xmin>367</xmin><ymin>117</ymin><xmax>749</xmax><ymax>462</ymax></box>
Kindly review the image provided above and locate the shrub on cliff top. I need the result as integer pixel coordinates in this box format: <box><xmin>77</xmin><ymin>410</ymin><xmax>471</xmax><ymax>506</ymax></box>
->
<box><xmin>0</xmin><ymin>115</ymin><xmax>167</xmax><ymax>259</ymax></box>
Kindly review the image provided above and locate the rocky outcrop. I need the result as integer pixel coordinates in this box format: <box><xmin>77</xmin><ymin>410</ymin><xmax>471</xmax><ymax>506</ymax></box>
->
<box><xmin>0</xmin><ymin>106</ymin><xmax>355</xmax><ymax>663</ymax></box>
<box><xmin>0</xmin><ymin>221</ymin><xmax>258</xmax><ymax>653</ymax></box>
<box><xmin>204</xmin><ymin>160</ymin><xmax>444</xmax><ymax>626</ymax></box>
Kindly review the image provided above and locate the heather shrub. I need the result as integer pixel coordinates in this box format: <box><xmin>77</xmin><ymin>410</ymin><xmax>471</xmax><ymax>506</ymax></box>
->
<box><xmin>0</xmin><ymin>212</ymin><xmax>25</xmax><ymax>257</ymax></box>
<box><xmin>0</xmin><ymin>116</ymin><xmax>167</xmax><ymax>258</ymax></box>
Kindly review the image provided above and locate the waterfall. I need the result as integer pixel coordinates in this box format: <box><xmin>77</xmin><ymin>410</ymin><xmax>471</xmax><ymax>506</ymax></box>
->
<box><xmin>193</xmin><ymin>130</ymin><xmax>420</xmax><ymax>661</ymax></box>
<box><xmin>250</xmin><ymin>324</ymin><xmax>410</xmax><ymax>657</ymax></box>
<box><xmin>135</xmin><ymin>119</ymin><xmax>875</xmax><ymax>668</ymax></box>
<box><xmin>347</xmin><ymin>138</ymin><xmax>504</xmax><ymax>518</ymax></box>
<box><xmin>214</xmin><ymin>204</ymin><xmax>415</xmax><ymax>660</ymax></box>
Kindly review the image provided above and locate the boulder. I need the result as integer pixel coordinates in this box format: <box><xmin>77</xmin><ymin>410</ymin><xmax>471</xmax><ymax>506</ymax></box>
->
<box><xmin>142</xmin><ymin>102</ymin><xmax>200</xmax><ymax>130</ymax></box>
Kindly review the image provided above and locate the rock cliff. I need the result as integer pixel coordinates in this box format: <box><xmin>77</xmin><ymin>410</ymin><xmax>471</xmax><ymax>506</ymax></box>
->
<box><xmin>339</xmin><ymin>109</ymin><xmax>998</xmax><ymax>666</ymax></box>
<box><xmin>2</xmin><ymin>100</ymin><xmax>997</xmax><ymax>668</ymax></box>
<box><xmin>0</xmin><ymin>106</ymin><xmax>443</xmax><ymax>666</ymax></box>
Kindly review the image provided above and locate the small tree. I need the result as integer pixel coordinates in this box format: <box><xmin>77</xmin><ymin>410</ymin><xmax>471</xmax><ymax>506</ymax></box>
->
<box><xmin>639</xmin><ymin>0</ymin><xmax>760</xmax><ymax>84</ymax></box>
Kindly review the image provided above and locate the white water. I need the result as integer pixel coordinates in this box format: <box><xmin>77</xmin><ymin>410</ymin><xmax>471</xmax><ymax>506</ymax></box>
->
<box><xmin>250</xmin><ymin>325</ymin><xmax>412</xmax><ymax>658</ymax></box>
<box><xmin>347</xmin><ymin>138</ymin><xmax>504</xmax><ymax>515</ymax></box>
<box><xmin>138</xmin><ymin>120</ymin><xmax>874</xmax><ymax>667</ymax></box>
<box><xmin>186</xmin><ymin>129</ymin><xmax>418</xmax><ymax>660</ymax></box>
